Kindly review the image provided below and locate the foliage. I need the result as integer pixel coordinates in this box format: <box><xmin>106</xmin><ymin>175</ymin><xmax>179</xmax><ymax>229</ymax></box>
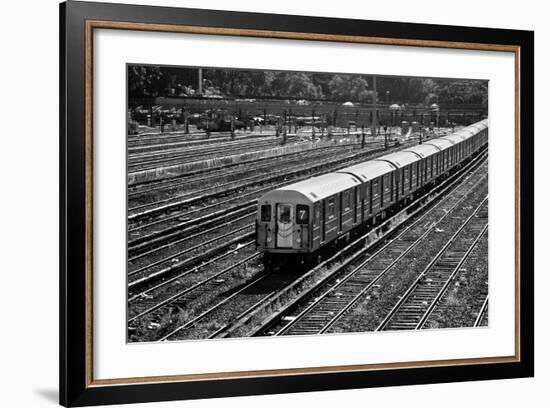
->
<box><xmin>128</xmin><ymin>66</ymin><xmax>488</xmax><ymax>107</ymax></box>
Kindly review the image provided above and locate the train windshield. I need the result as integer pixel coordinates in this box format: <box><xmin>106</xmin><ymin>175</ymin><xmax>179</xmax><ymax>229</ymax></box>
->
<box><xmin>278</xmin><ymin>204</ymin><xmax>292</xmax><ymax>223</ymax></box>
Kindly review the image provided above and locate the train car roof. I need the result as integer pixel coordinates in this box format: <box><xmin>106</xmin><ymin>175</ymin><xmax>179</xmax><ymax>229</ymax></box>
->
<box><xmin>337</xmin><ymin>159</ymin><xmax>395</xmax><ymax>182</ymax></box>
<box><xmin>423</xmin><ymin>137</ymin><xmax>455</xmax><ymax>150</ymax></box>
<box><xmin>440</xmin><ymin>120</ymin><xmax>488</xmax><ymax>144</ymax></box>
<box><xmin>266</xmin><ymin>172</ymin><xmax>361</xmax><ymax>202</ymax></box>
<box><xmin>374</xmin><ymin>151</ymin><xmax>420</xmax><ymax>169</ymax></box>
<box><xmin>404</xmin><ymin>143</ymin><xmax>440</xmax><ymax>158</ymax></box>
<box><xmin>441</xmin><ymin>133</ymin><xmax>470</xmax><ymax>144</ymax></box>
<box><xmin>470</xmin><ymin>119</ymin><xmax>488</xmax><ymax>131</ymax></box>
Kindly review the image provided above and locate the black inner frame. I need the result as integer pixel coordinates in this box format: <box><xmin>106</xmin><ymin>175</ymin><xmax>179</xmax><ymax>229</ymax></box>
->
<box><xmin>60</xmin><ymin>1</ymin><xmax>534</xmax><ymax>406</ymax></box>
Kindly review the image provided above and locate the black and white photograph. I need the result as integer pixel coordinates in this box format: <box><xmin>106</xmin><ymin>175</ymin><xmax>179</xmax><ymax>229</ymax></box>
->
<box><xmin>126</xmin><ymin>65</ymin><xmax>489</xmax><ymax>343</ymax></box>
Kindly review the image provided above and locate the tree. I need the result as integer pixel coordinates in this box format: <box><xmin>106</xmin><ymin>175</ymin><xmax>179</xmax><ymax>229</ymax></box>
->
<box><xmin>128</xmin><ymin>66</ymin><xmax>165</xmax><ymax>98</ymax></box>
<box><xmin>328</xmin><ymin>75</ymin><xmax>370</xmax><ymax>102</ymax></box>
<box><xmin>284</xmin><ymin>73</ymin><xmax>323</xmax><ymax>99</ymax></box>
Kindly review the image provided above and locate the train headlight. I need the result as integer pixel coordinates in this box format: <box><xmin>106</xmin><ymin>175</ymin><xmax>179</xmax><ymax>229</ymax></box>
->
<box><xmin>267</xmin><ymin>235</ymin><xmax>272</xmax><ymax>243</ymax></box>
<box><xmin>296</xmin><ymin>237</ymin><xmax>301</xmax><ymax>243</ymax></box>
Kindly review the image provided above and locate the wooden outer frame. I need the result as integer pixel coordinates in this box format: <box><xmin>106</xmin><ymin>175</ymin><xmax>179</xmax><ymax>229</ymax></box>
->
<box><xmin>60</xmin><ymin>1</ymin><xmax>534</xmax><ymax>406</ymax></box>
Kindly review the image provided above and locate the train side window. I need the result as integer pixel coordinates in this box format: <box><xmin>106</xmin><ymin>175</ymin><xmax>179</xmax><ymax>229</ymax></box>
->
<box><xmin>328</xmin><ymin>197</ymin><xmax>335</xmax><ymax>218</ymax></box>
<box><xmin>424</xmin><ymin>159</ymin><xmax>428</xmax><ymax>181</ymax></box>
<box><xmin>261</xmin><ymin>204</ymin><xmax>271</xmax><ymax>222</ymax></box>
<box><xmin>313</xmin><ymin>204</ymin><xmax>320</xmax><ymax>225</ymax></box>
<box><xmin>342</xmin><ymin>190</ymin><xmax>351</xmax><ymax>210</ymax></box>
<box><xmin>296</xmin><ymin>205</ymin><xmax>309</xmax><ymax>225</ymax></box>
<box><xmin>342</xmin><ymin>190</ymin><xmax>351</xmax><ymax>211</ymax></box>
<box><xmin>372</xmin><ymin>179</ymin><xmax>378</xmax><ymax>196</ymax></box>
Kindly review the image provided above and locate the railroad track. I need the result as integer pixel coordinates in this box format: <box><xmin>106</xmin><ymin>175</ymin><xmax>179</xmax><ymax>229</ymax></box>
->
<box><xmin>128</xmin><ymin>131</ymin><xmax>273</xmax><ymax>149</ymax></box>
<box><xmin>474</xmin><ymin>296</ymin><xmax>489</xmax><ymax>327</ymax></box>
<box><xmin>128</xmin><ymin>137</ymin><xmax>296</xmax><ymax>171</ymax></box>
<box><xmin>128</xmin><ymin>252</ymin><xmax>263</xmax><ymax>325</ymax></box>
<box><xmin>129</xmin><ymin>210</ymin><xmax>253</xmax><ymax>261</ymax></box>
<box><xmin>146</xmin><ymin>149</ymin><xmax>487</xmax><ymax>341</ymax></box>
<box><xmin>128</xmin><ymin>231</ymin><xmax>255</xmax><ymax>289</ymax></box>
<box><xmin>377</xmin><ymin>198</ymin><xmax>488</xmax><ymax>331</ymax></box>
<box><xmin>128</xmin><ymin>143</ymin><xmax>361</xmax><ymax>199</ymax></box>
<box><xmin>252</xmin><ymin>164</ymin><xmax>488</xmax><ymax>337</ymax></box>
<box><xmin>128</xmin><ymin>131</ymin><xmax>280</xmax><ymax>151</ymax></box>
<box><xmin>420</xmin><ymin>230</ymin><xmax>489</xmax><ymax>329</ymax></box>
<box><xmin>128</xmin><ymin>143</ymin><xmax>365</xmax><ymax>212</ymax></box>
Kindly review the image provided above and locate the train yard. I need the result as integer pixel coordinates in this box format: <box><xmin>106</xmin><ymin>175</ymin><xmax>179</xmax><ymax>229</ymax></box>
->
<box><xmin>127</xmin><ymin>124</ymin><xmax>489</xmax><ymax>343</ymax></box>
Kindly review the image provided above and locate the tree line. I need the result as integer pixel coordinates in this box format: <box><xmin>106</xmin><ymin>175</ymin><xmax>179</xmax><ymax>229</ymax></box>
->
<box><xmin>128</xmin><ymin>65</ymin><xmax>488</xmax><ymax>107</ymax></box>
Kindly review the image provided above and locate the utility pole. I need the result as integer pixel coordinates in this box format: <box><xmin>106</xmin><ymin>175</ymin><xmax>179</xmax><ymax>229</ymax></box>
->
<box><xmin>198</xmin><ymin>68</ymin><xmax>203</xmax><ymax>94</ymax></box>
<box><xmin>371</xmin><ymin>75</ymin><xmax>377</xmax><ymax>138</ymax></box>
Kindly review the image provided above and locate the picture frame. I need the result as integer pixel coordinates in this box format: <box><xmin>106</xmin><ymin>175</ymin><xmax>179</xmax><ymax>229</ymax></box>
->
<box><xmin>59</xmin><ymin>1</ymin><xmax>534</xmax><ymax>406</ymax></box>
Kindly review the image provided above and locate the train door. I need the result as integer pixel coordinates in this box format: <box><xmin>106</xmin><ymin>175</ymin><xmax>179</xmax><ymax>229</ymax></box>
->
<box><xmin>401</xmin><ymin>166</ymin><xmax>407</xmax><ymax>196</ymax></box>
<box><xmin>313</xmin><ymin>202</ymin><xmax>320</xmax><ymax>248</ymax></box>
<box><xmin>276</xmin><ymin>203</ymin><xmax>294</xmax><ymax>248</ymax></box>
<box><xmin>354</xmin><ymin>186</ymin><xmax>359</xmax><ymax>224</ymax></box>
<box><xmin>321</xmin><ymin>200</ymin><xmax>326</xmax><ymax>243</ymax></box>
<box><xmin>338</xmin><ymin>193</ymin><xmax>343</xmax><ymax>233</ymax></box>
<box><xmin>361</xmin><ymin>184</ymin><xmax>366</xmax><ymax>223</ymax></box>
<box><xmin>296</xmin><ymin>204</ymin><xmax>310</xmax><ymax>249</ymax></box>
<box><xmin>380</xmin><ymin>175</ymin><xmax>384</xmax><ymax>209</ymax></box>
<box><xmin>390</xmin><ymin>172</ymin><xmax>395</xmax><ymax>203</ymax></box>
<box><xmin>369</xmin><ymin>181</ymin><xmax>373</xmax><ymax>215</ymax></box>
<box><xmin>420</xmin><ymin>159</ymin><xmax>428</xmax><ymax>185</ymax></box>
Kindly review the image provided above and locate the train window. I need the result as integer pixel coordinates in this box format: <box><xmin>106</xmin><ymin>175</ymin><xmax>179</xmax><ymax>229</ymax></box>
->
<box><xmin>328</xmin><ymin>197</ymin><xmax>335</xmax><ymax>218</ymax></box>
<box><xmin>278</xmin><ymin>204</ymin><xmax>291</xmax><ymax>223</ymax></box>
<box><xmin>372</xmin><ymin>179</ymin><xmax>378</xmax><ymax>195</ymax></box>
<box><xmin>296</xmin><ymin>205</ymin><xmax>309</xmax><ymax>224</ymax></box>
<box><xmin>424</xmin><ymin>159</ymin><xmax>428</xmax><ymax>180</ymax></box>
<box><xmin>261</xmin><ymin>205</ymin><xmax>271</xmax><ymax>222</ymax></box>
<box><xmin>313</xmin><ymin>204</ymin><xmax>320</xmax><ymax>225</ymax></box>
<box><xmin>342</xmin><ymin>190</ymin><xmax>351</xmax><ymax>210</ymax></box>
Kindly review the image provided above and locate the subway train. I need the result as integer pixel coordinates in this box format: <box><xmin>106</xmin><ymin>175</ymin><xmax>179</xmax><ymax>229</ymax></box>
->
<box><xmin>256</xmin><ymin>120</ymin><xmax>488</xmax><ymax>265</ymax></box>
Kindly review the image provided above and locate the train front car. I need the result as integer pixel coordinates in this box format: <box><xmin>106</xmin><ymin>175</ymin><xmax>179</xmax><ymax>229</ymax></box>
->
<box><xmin>256</xmin><ymin>172</ymin><xmax>361</xmax><ymax>267</ymax></box>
